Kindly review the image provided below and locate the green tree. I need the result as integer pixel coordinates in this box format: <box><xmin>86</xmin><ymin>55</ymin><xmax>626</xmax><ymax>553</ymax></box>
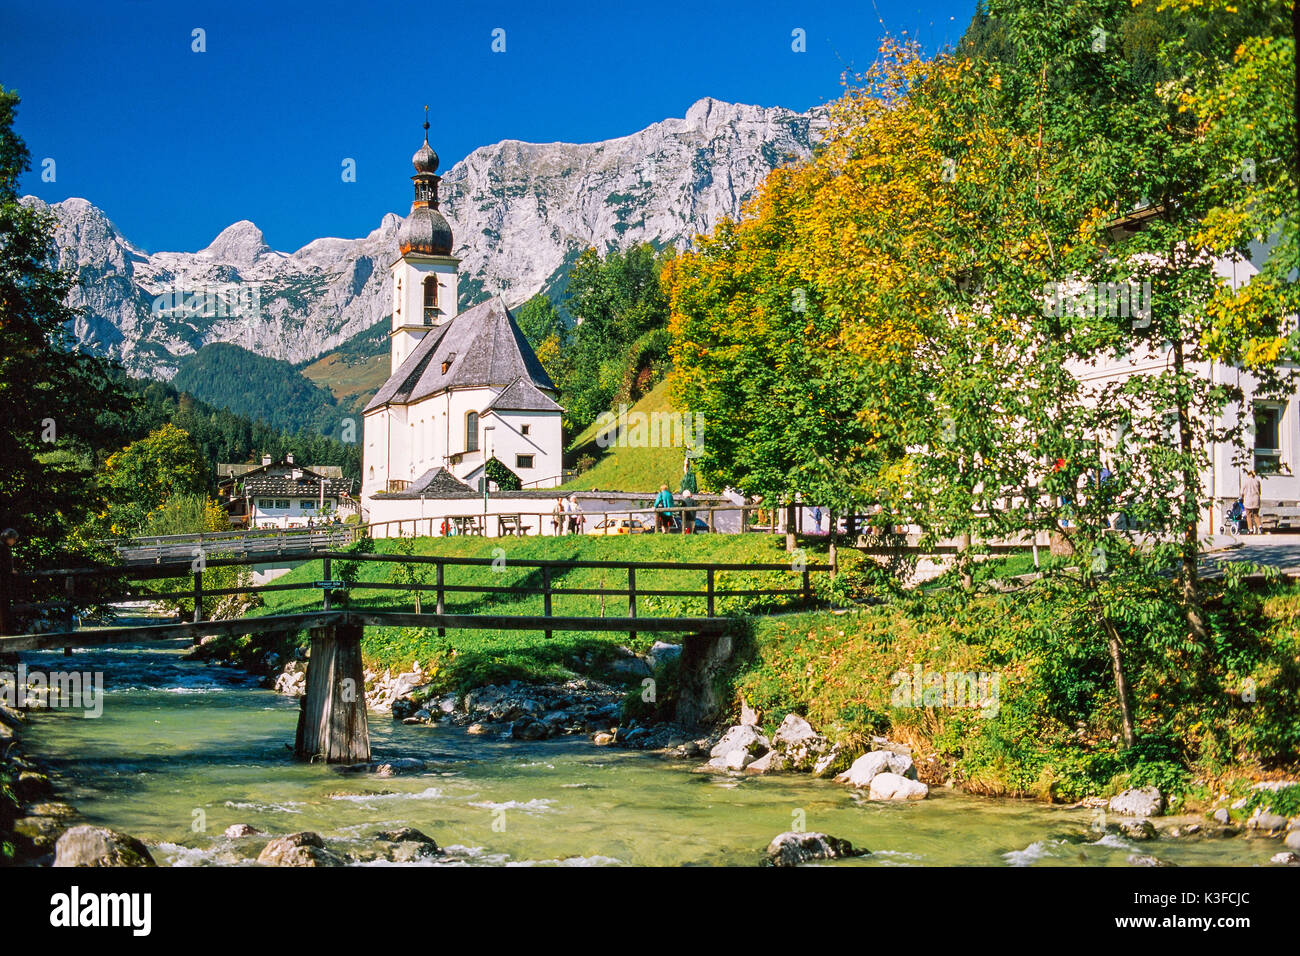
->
<box><xmin>100</xmin><ymin>424</ymin><xmax>210</xmax><ymax>534</ymax></box>
<box><xmin>0</xmin><ymin>88</ymin><xmax>129</xmax><ymax>568</ymax></box>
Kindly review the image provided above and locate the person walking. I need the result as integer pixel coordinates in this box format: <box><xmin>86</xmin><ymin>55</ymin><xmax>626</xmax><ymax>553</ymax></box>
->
<box><xmin>653</xmin><ymin>484</ymin><xmax>674</xmax><ymax>533</ymax></box>
<box><xmin>811</xmin><ymin>506</ymin><xmax>823</xmax><ymax>533</ymax></box>
<box><xmin>567</xmin><ymin>494</ymin><xmax>584</xmax><ymax>534</ymax></box>
<box><xmin>1242</xmin><ymin>470</ymin><xmax>1262</xmax><ymax>534</ymax></box>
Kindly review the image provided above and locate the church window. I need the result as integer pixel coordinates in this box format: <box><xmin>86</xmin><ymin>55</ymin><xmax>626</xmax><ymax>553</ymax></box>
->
<box><xmin>396</xmin><ymin>277</ymin><xmax>402</xmax><ymax>317</ymax></box>
<box><xmin>466</xmin><ymin>412</ymin><xmax>479</xmax><ymax>452</ymax></box>
<box><xmin>516</xmin><ymin>455</ymin><xmax>534</xmax><ymax>469</ymax></box>
<box><xmin>521</xmin><ymin>424</ymin><xmax>530</xmax><ymax>436</ymax></box>
<box><xmin>423</xmin><ymin>276</ymin><xmax>439</xmax><ymax>325</ymax></box>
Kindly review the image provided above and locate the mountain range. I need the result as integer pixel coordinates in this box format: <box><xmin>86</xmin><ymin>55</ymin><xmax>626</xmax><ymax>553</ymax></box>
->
<box><xmin>27</xmin><ymin>97</ymin><xmax>828</xmax><ymax>384</ymax></box>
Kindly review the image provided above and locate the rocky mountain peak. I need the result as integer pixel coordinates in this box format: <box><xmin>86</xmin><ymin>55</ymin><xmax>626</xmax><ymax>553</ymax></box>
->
<box><xmin>30</xmin><ymin>99</ymin><xmax>824</xmax><ymax>379</ymax></box>
<box><xmin>201</xmin><ymin>220</ymin><xmax>274</xmax><ymax>265</ymax></box>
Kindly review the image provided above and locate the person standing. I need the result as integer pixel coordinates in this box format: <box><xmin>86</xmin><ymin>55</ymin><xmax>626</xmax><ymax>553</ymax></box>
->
<box><xmin>812</xmin><ymin>506</ymin><xmax>823</xmax><ymax>533</ymax></box>
<box><xmin>653</xmin><ymin>484</ymin><xmax>674</xmax><ymax>533</ymax></box>
<box><xmin>1242</xmin><ymin>470</ymin><xmax>1262</xmax><ymax>534</ymax></box>
<box><xmin>552</xmin><ymin>498</ymin><xmax>564</xmax><ymax>536</ymax></box>
<box><xmin>567</xmin><ymin>494</ymin><xmax>584</xmax><ymax>534</ymax></box>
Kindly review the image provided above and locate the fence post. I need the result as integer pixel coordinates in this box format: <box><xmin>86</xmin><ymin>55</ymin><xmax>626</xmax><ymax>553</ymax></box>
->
<box><xmin>543</xmin><ymin>564</ymin><xmax>553</xmax><ymax>640</ymax></box>
<box><xmin>322</xmin><ymin>556</ymin><xmax>332</xmax><ymax>611</ymax></box>
<box><xmin>706</xmin><ymin>567</ymin><xmax>715</xmax><ymax>617</ymax></box>
<box><xmin>628</xmin><ymin>566</ymin><xmax>637</xmax><ymax>644</ymax></box>
<box><xmin>707</xmin><ymin>508</ymin><xmax>714</xmax><ymax>533</ymax></box>
<box><xmin>193</xmin><ymin>569</ymin><xmax>204</xmax><ymax>624</ymax></box>
<box><xmin>802</xmin><ymin>566</ymin><xmax>812</xmax><ymax>607</ymax></box>
<box><xmin>436</xmin><ymin>561</ymin><xmax>445</xmax><ymax>638</ymax></box>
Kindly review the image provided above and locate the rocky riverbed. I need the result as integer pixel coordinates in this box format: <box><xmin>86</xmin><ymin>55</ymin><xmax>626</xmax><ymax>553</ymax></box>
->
<box><xmin>6</xmin><ymin>644</ymin><xmax>1300</xmax><ymax>867</ymax></box>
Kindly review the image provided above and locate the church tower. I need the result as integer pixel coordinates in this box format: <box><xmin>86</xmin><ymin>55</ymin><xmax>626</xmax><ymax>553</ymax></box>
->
<box><xmin>390</xmin><ymin>109</ymin><xmax>460</xmax><ymax>372</ymax></box>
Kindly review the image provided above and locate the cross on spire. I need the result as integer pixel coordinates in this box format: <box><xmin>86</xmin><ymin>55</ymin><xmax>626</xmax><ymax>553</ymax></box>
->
<box><xmin>423</xmin><ymin>105</ymin><xmax>430</xmax><ymax>143</ymax></box>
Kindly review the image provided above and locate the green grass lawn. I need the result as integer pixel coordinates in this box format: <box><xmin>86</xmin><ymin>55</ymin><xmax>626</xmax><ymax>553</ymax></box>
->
<box><xmin>246</xmin><ymin>533</ymin><xmax>826</xmax><ymax>689</ymax></box>
<box><xmin>561</xmin><ymin>380</ymin><xmax>688</xmax><ymax>493</ymax></box>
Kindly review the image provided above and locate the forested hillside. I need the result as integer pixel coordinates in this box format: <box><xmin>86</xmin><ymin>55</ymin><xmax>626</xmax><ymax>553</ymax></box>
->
<box><xmin>173</xmin><ymin>342</ymin><xmax>349</xmax><ymax>437</ymax></box>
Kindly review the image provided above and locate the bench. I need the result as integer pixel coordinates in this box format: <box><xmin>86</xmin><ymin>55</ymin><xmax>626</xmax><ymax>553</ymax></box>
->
<box><xmin>498</xmin><ymin>514</ymin><xmax>526</xmax><ymax>536</ymax></box>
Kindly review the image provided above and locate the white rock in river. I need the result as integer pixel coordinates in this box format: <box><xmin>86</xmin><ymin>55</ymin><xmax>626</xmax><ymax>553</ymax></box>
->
<box><xmin>1109</xmin><ymin>787</ymin><xmax>1165</xmax><ymax>817</ymax></box>
<box><xmin>835</xmin><ymin>750</ymin><xmax>917</xmax><ymax>788</ymax></box>
<box><xmin>53</xmin><ymin>825</ymin><xmax>156</xmax><ymax>867</ymax></box>
<box><xmin>867</xmin><ymin>772</ymin><xmax>929</xmax><ymax>801</ymax></box>
<box><xmin>770</xmin><ymin>713</ymin><xmax>828</xmax><ymax>770</ymax></box>
<box><xmin>1284</xmin><ymin>830</ymin><xmax>1300</xmax><ymax>851</ymax></box>
<box><xmin>709</xmin><ymin>724</ymin><xmax>770</xmax><ymax>760</ymax></box>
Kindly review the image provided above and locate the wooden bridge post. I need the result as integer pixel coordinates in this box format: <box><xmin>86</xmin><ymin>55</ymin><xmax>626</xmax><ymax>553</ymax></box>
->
<box><xmin>294</xmin><ymin>622</ymin><xmax>370</xmax><ymax>764</ymax></box>
<box><xmin>192</xmin><ymin>569</ymin><xmax>203</xmax><ymax>623</ymax></box>
<box><xmin>706</xmin><ymin>568</ymin><xmax>715</xmax><ymax>617</ymax></box>
<box><xmin>322</xmin><ymin>557</ymin><xmax>332</xmax><ymax>611</ymax></box>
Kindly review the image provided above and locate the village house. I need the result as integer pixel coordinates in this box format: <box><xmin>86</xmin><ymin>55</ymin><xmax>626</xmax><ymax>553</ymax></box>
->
<box><xmin>217</xmin><ymin>454</ymin><xmax>357</xmax><ymax>528</ymax></box>
<box><xmin>1062</xmin><ymin>208</ymin><xmax>1300</xmax><ymax>537</ymax></box>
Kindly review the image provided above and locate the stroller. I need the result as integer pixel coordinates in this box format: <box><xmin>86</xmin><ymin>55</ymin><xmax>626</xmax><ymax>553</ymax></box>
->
<box><xmin>1221</xmin><ymin>499</ymin><xmax>1245</xmax><ymax>535</ymax></box>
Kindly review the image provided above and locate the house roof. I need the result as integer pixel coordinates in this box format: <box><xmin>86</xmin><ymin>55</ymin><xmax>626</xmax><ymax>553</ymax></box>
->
<box><xmin>244</xmin><ymin>474</ymin><xmax>355</xmax><ymax>497</ymax></box>
<box><xmin>407</xmin><ymin>467</ymin><xmax>474</xmax><ymax>495</ymax></box>
<box><xmin>217</xmin><ymin>462</ymin><xmax>343</xmax><ymax>481</ymax></box>
<box><xmin>482</xmin><ymin>376</ymin><xmax>563</xmax><ymax>414</ymax></box>
<box><xmin>365</xmin><ymin>296</ymin><xmax>556</xmax><ymax>412</ymax></box>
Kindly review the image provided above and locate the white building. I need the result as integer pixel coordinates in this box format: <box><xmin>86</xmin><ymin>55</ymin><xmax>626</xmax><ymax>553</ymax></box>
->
<box><xmin>233</xmin><ymin>456</ymin><xmax>356</xmax><ymax>529</ymax></box>
<box><xmin>361</xmin><ymin>120</ymin><xmax>564</xmax><ymax>520</ymax></box>
<box><xmin>1065</xmin><ymin>215</ymin><xmax>1299</xmax><ymax>537</ymax></box>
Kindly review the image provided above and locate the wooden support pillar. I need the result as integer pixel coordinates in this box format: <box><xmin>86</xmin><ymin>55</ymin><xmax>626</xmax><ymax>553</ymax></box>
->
<box><xmin>294</xmin><ymin>622</ymin><xmax>370</xmax><ymax>764</ymax></box>
<box><xmin>785</xmin><ymin>502</ymin><xmax>797</xmax><ymax>552</ymax></box>
<box><xmin>676</xmin><ymin>630</ymin><xmax>735</xmax><ymax>728</ymax></box>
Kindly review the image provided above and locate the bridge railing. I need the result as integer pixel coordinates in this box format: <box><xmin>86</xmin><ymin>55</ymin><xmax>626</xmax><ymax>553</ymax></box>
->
<box><xmin>2</xmin><ymin>550</ymin><xmax>832</xmax><ymax>642</ymax></box>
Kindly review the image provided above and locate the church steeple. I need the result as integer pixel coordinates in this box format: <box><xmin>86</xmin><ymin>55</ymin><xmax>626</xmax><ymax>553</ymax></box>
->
<box><xmin>390</xmin><ymin>110</ymin><xmax>460</xmax><ymax>373</ymax></box>
<box><xmin>398</xmin><ymin>107</ymin><xmax>453</xmax><ymax>257</ymax></box>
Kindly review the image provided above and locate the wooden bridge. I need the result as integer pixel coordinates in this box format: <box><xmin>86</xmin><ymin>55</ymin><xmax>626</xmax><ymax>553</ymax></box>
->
<box><xmin>0</xmin><ymin>550</ymin><xmax>829</xmax><ymax>765</ymax></box>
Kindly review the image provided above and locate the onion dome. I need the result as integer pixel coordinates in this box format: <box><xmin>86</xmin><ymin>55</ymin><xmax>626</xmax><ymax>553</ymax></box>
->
<box><xmin>413</xmin><ymin>140</ymin><xmax>439</xmax><ymax>174</ymax></box>
<box><xmin>398</xmin><ymin>205</ymin><xmax>454</xmax><ymax>257</ymax></box>
<box><xmin>398</xmin><ymin>106</ymin><xmax>453</xmax><ymax>256</ymax></box>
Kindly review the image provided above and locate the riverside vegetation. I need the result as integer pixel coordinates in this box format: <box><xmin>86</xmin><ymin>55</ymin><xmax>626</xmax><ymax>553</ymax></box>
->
<box><xmin>185</xmin><ymin>533</ymin><xmax>1298</xmax><ymax>817</ymax></box>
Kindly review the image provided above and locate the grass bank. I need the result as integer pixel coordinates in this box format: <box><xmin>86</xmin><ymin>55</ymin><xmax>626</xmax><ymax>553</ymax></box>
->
<box><xmin>724</xmin><ymin>571</ymin><xmax>1300</xmax><ymax>805</ymax></box>
<box><xmin>233</xmin><ymin>533</ymin><xmax>820</xmax><ymax>690</ymax></box>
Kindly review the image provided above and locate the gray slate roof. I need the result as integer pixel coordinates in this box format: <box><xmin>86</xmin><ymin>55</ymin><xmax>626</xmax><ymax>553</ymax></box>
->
<box><xmin>365</xmin><ymin>297</ymin><xmax>557</xmax><ymax>412</ymax></box>
<box><xmin>407</xmin><ymin>467</ymin><xmax>474</xmax><ymax>495</ymax></box>
<box><xmin>482</xmin><ymin>377</ymin><xmax>563</xmax><ymax>413</ymax></box>
<box><xmin>245</xmin><ymin>475</ymin><xmax>354</xmax><ymax>497</ymax></box>
<box><xmin>218</xmin><ymin>462</ymin><xmax>343</xmax><ymax>480</ymax></box>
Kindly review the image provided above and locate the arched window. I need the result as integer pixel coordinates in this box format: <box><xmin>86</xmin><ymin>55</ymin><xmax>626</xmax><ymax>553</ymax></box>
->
<box><xmin>423</xmin><ymin>276</ymin><xmax>439</xmax><ymax>325</ymax></box>
<box><xmin>466</xmin><ymin>411</ymin><xmax>479</xmax><ymax>452</ymax></box>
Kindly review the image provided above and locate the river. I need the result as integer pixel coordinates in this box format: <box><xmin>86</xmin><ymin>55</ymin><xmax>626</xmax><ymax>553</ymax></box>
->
<box><xmin>16</xmin><ymin>642</ymin><xmax>1278</xmax><ymax>867</ymax></box>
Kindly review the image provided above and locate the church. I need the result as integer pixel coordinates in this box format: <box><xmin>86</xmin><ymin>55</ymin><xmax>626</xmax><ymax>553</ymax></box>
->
<box><xmin>361</xmin><ymin>119</ymin><xmax>564</xmax><ymax>518</ymax></box>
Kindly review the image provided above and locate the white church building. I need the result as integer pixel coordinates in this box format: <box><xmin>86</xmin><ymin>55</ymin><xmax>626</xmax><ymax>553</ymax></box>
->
<box><xmin>361</xmin><ymin>120</ymin><xmax>564</xmax><ymax>521</ymax></box>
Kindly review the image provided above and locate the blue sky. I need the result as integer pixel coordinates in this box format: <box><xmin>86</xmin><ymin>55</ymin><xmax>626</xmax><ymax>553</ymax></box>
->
<box><xmin>3</xmin><ymin>0</ymin><xmax>976</xmax><ymax>253</ymax></box>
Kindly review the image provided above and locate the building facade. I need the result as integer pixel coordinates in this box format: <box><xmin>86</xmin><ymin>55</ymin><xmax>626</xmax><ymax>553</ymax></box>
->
<box><xmin>361</xmin><ymin>121</ymin><xmax>564</xmax><ymax>520</ymax></box>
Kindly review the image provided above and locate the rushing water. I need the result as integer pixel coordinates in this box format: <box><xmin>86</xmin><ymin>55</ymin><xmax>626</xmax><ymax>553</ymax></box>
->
<box><xmin>16</xmin><ymin>642</ymin><xmax>1277</xmax><ymax>867</ymax></box>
